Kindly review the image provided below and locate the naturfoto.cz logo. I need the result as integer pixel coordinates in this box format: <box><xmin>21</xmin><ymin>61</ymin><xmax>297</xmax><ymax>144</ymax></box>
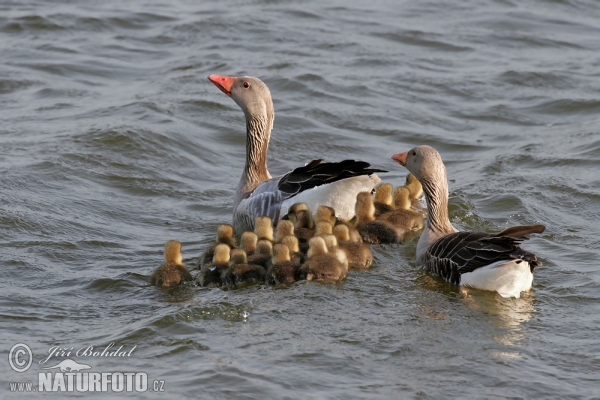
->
<box><xmin>8</xmin><ymin>343</ymin><xmax>165</xmax><ymax>393</ymax></box>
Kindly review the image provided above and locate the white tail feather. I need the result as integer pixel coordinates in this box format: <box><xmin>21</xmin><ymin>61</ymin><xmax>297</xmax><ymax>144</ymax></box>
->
<box><xmin>459</xmin><ymin>259</ymin><xmax>533</xmax><ymax>298</ymax></box>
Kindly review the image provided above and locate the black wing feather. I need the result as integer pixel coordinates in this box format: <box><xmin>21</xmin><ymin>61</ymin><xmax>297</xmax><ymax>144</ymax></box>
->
<box><xmin>421</xmin><ymin>231</ymin><xmax>541</xmax><ymax>285</ymax></box>
<box><xmin>278</xmin><ymin>159</ymin><xmax>387</xmax><ymax>195</ymax></box>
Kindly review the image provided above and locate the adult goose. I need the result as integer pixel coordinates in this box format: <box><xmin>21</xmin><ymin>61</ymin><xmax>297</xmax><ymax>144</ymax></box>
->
<box><xmin>392</xmin><ymin>145</ymin><xmax>545</xmax><ymax>298</ymax></box>
<box><xmin>208</xmin><ymin>74</ymin><xmax>386</xmax><ymax>233</ymax></box>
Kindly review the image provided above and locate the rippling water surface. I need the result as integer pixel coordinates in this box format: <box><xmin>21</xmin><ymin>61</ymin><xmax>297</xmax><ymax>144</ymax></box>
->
<box><xmin>1</xmin><ymin>0</ymin><xmax>599</xmax><ymax>398</ymax></box>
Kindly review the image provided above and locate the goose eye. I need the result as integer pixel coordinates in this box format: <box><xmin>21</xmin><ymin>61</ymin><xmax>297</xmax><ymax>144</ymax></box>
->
<box><xmin>243</xmin><ymin>82</ymin><xmax>250</xmax><ymax>88</ymax></box>
<box><xmin>412</xmin><ymin>151</ymin><xmax>416</xmax><ymax>156</ymax></box>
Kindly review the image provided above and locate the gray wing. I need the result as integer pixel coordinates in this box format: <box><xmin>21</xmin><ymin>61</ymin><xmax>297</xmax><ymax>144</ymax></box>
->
<box><xmin>235</xmin><ymin>180</ymin><xmax>288</xmax><ymax>232</ymax></box>
<box><xmin>420</xmin><ymin>231</ymin><xmax>540</xmax><ymax>285</ymax></box>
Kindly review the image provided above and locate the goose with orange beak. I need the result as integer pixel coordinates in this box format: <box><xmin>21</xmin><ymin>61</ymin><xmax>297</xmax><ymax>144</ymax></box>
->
<box><xmin>392</xmin><ymin>145</ymin><xmax>546</xmax><ymax>298</ymax></box>
<box><xmin>208</xmin><ymin>74</ymin><xmax>385</xmax><ymax>234</ymax></box>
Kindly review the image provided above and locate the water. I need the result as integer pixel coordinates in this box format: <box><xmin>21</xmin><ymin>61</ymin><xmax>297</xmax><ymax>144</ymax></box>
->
<box><xmin>1</xmin><ymin>0</ymin><xmax>599</xmax><ymax>398</ymax></box>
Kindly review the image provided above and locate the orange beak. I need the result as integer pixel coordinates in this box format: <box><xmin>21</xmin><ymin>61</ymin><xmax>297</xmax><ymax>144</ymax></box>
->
<box><xmin>208</xmin><ymin>74</ymin><xmax>237</xmax><ymax>97</ymax></box>
<box><xmin>391</xmin><ymin>151</ymin><xmax>408</xmax><ymax>166</ymax></box>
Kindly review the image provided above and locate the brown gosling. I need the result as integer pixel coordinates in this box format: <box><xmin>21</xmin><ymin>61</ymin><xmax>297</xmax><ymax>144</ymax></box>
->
<box><xmin>315</xmin><ymin>205</ymin><xmax>336</xmax><ymax>226</ymax></box>
<box><xmin>294</xmin><ymin>209</ymin><xmax>315</xmax><ymax>253</ymax></box>
<box><xmin>276</xmin><ymin>220</ymin><xmax>295</xmax><ymax>243</ymax></box>
<box><xmin>255</xmin><ymin>216</ymin><xmax>275</xmax><ymax>242</ymax></box>
<box><xmin>281</xmin><ymin>235</ymin><xmax>305</xmax><ymax>265</ymax></box>
<box><xmin>318</xmin><ymin>234</ymin><xmax>349</xmax><ymax>272</ymax></box>
<box><xmin>240</xmin><ymin>231</ymin><xmax>258</xmax><ymax>257</ymax></box>
<box><xmin>333</xmin><ymin>225</ymin><xmax>373</xmax><ymax>270</ymax></box>
<box><xmin>150</xmin><ymin>240</ymin><xmax>193</xmax><ymax>288</ymax></box>
<box><xmin>267</xmin><ymin>244</ymin><xmax>299</xmax><ymax>285</ymax></box>
<box><xmin>247</xmin><ymin>239</ymin><xmax>273</xmax><ymax>269</ymax></box>
<box><xmin>222</xmin><ymin>249</ymin><xmax>265</xmax><ymax>288</ymax></box>
<box><xmin>374</xmin><ymin>183</ymin><xmax>394</xmax><ymax>217</ymax></box>
<box><xmin>198</xmin><ymin>224</ymin><xmax>236</xmax><ymax>268</ymax></box>
<box><xmin>196</xmin><ymin>243</ymin><xmax>230</xmax><ymax>287</ymax></box>
<box><xmin>355</xmin><ymin>192</ymin><xmax>404</xmax><ymax>244</ymax></box>
<box><xmin>300</xmin><ymin>237</ymin><xmax>347</xmax><ymax>283</ymax></box>
<box><xmin>380</xmin><ymin>186</ymin><xmax>424</xmax><ymax>233</ymax></box>
<box><xmin>405</xmin><ymin>173</ymin><xmax>423</xmax><ymax>200</ymax></box>
<box><xmin>315</xmin><ymin>221</ymin><xmax>333</xmax><ymax>236</ymax></box>
<box><xmin>285</xmin><ymin>202</ymin><xmax>309</xmax><ymax>223</ymax></box>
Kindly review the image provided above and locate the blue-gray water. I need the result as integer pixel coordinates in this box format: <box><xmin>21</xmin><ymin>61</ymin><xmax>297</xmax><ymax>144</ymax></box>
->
<box><xmin>1</xmin><ymin>0</ymin><xmax>599</xmax><ymax>398</ymax></box>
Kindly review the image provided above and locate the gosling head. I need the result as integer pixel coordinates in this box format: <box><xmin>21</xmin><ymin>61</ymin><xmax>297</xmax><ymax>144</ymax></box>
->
<box><xmin>272</xmin><ymin>243</ymin><xmax>291</xmax><ymax>264</ymax></box>
<box><xmin>276</xmin><ymin>220</ymin><xmax>295</xmax><ymax>242</ymax></box>
<box><xmin>374</xmin><ymin>183</ymin><xmax>393</xmax><ymax>206</ymax></box>
<box><xmin>213</xmin><ymin>243</ymin><xmax>231</xmax><ymax>263</ymax></box>
<box><xmin>393</xmin><ymin>186</ymin><xmax>412</xmax><ymax>211</ymax></box>
<box><xmin>216</xmin><ymin>224</ymin><xmax>235</xmax><ymax>247</ymax></box>
<box><xmin>164</xmin><ymin>240</ymin><xmax>183</xmax><ymax>265</ymax></box>
<box><xmin>255</xmin><ymin>216</ymin><xmax>274</xmax><ymax>241</ymax></box>
<box><xmin>240</xmin><ymin>231</ymin><xmax>258</xmax><ymax>253</ymax></box>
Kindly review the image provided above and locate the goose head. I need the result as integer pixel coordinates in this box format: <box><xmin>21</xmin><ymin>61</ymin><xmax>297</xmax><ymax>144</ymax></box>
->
<box><xmin>208</xmin><ymin>75</ymin><xmax>274</xmax><ymax>129</ymax></box>
<box><xmin>391</xmin><ymin>145</ymin><xmax>446</xmax><ymax>186</ymax></box>
<box><xmin>164</xmin><ymin>240</ymin><xmax>183</xmax><ymax>265</ymax></box>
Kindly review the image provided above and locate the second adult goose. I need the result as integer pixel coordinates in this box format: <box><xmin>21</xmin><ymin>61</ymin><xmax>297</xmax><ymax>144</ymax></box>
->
<box><xmin>392</xmin><ymin>145</ymin><xmax>545</xmax><ymax>298</ymax></box>
<box><xmin>208</xmin><ymin>74</ymin><xmax>386</xmax><ymax>233</ymax></box>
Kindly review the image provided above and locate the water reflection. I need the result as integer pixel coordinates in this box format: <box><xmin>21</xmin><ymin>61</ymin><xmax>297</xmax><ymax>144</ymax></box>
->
<box><xmin>460</xmin><ymin>288</ymin><xmax>535</xmax><ymax>360</ymax></box>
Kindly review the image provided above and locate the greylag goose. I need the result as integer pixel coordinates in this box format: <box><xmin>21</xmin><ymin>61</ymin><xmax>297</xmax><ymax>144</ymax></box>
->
<box><xmin>392</xmin><ymin>145</ymin><xmax>546</xmax><ymax>298</ymax></box>
<box><xmin>150</xmin><ymin>241</ymin><xmax>193</xmax><ymax>288</ymax></box>
<box><xmin>267</xmin><ymin>244</ymin><xmax>300</xmax><ymax>285</ymax></box>
<box><xmin>355</xmin><ymin>192</ymin><xmax>404</xmax><ymax>244</ymax></box>
<box><xmin>299</xmin><ymin>237</ymin><xmax>348</xmax><ymax>282</ymax></box>
<box><xmin>222</xmin><ymin>249</ymin><xmax>266</xmax><ymax>288</ymax></box>
<box><xmin>196</xmin><ymin>243</ymin><xmax>231</xmax><ymax>287</ymax></box>
<box><xmin>208</xmin><ymin>74</ymin><xmax>386</xmax><ymax>233</ymax></box>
